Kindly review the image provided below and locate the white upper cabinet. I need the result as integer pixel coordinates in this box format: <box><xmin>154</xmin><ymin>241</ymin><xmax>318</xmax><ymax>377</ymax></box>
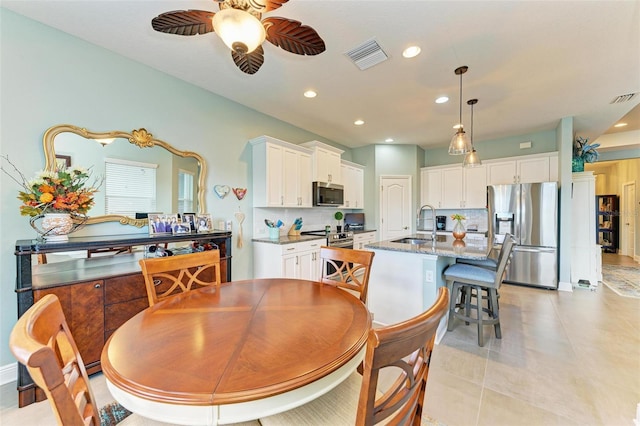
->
<box><xmin>250</xmin><ymin>135</ymin><xmax>313</xmax><ymax>208</ymax></box>
<box><xmin>301</xmin><ymin>141</ymin><xmax>344</xmax><ymax>184</ymax></box>
<box><xmin>463</xmin><ymin>165</ymin><xmax>488</xmax><ymax>208</ymax></box>
<box><xmin>421</xmin><ymin>164</ymin><xmax>486</xmax><ymax>209</ymax></box>
<box><xmin>486</xmin><ymin>153</ymin><xmax>557</xmax><ymax>185</ymax></box>
<box><xmin>341</xmin><ymin>160</ymin><xmax>365</xmax><ymax>209</ymax></box>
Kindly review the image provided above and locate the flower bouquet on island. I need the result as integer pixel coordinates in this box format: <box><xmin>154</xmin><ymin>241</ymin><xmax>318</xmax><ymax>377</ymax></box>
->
<box><xmin>451</xmin><ymin>213</ymin><xmax>467</xmax><ymax>240</ymax></box>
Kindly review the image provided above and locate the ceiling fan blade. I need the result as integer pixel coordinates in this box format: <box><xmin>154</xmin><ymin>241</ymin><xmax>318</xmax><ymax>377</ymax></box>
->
<box><xmin>248</xmin><ymin>0</ymin><xmax>289</xmax><ymax>13</ymax></box>
<box><xmin>231</xmin><ymin>45</ymin><xmax>265</xmax><ymax>75</ymax></box>
<box><xmin>263</xmin><ymin>17</ymin><xmax>325</xmax><ymax>56</ymax></box>
<box><xmin>151</xmin><ymin>10</ymin><xmax>215</xmax><ymax>36</ymax></box>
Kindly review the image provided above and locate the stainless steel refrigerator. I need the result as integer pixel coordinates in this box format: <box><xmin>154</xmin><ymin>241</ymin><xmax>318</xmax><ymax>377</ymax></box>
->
<box><xmin>488</xmin><ymin>182</ymin><xmax>558</xmax><ymax>289</ymax></box>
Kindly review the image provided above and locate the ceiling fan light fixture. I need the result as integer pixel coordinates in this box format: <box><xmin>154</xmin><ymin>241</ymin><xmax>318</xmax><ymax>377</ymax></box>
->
<box><xmin>212</xmin><ymin>8</ymin><xmax>265</xmax><ymax>54</ymax></box>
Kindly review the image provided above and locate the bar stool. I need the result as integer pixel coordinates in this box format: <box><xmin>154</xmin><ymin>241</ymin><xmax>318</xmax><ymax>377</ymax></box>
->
<box><xmin>443</xmin><ymin>235</ymin><xmax>516</xmax><ymax>346</ymax></box>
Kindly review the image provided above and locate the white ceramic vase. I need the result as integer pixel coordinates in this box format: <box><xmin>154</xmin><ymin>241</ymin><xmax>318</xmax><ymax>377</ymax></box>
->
<box><xmin>41</xmin><ymin>213</ymin><xmax>73</xmax><ymax>242</ymax></box>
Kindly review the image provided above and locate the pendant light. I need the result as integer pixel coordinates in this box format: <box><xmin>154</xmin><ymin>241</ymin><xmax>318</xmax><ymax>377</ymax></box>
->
<box><xmin>448</xmin><ymin>66</ymin><xmax>472</xmax><ymax>155</ymax></box>
<box><xmin>463</xmin><ymin>98</ymin><xmax>482</xmax><ymax>167</ymax></box>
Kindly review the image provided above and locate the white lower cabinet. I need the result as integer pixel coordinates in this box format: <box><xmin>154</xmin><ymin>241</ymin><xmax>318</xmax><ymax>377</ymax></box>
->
<box><xmin>254</xmin><ymin>239</ymin><xmax>323</xmax><ymax>281</ymax></box>
<box><xmin>354</xmin><ymin>232</ymin><xmax>377</xmax><ymax>250</ymax></box>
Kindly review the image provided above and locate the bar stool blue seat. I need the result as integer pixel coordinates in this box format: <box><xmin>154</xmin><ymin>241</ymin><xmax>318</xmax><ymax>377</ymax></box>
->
<box><xmin>443</xmin><ymin>235</ymin><xmax>516</xmax><ymax>346</ymax></box>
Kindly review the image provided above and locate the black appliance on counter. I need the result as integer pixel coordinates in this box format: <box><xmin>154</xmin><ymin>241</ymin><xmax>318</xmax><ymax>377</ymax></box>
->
<box><xmin>436</xmin><ymin>215</ymin><xmax>447</xmax><ymax>230</ymax></box>
<box><xmin>344</xmin><ymin>213</ymin><xmax>365</xmax><ymax>230</ymax></box>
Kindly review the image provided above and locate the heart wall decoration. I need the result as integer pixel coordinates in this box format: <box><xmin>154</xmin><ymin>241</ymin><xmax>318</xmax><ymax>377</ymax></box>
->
<box><xmin>214</xmin><ymin>185</ymin><xmax>230</xmax><ymax>199</ymax></box>
<box><xmin>233</xmin><ymin>188</ymin><xmax>247</xmax><ymax>201</ymax></box>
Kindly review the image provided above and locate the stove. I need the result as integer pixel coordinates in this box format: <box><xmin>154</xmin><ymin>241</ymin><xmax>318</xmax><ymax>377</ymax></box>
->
<box><xmin>302</xmin><ymin>230</ymin><xmax>354</xmax><ymax>248</ymax></box>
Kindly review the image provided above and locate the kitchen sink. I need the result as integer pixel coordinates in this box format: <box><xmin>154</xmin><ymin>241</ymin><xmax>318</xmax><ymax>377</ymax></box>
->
<box><xmin>391</xmin><ymin>237</ymin><xmax>433</xmax><ymax>245</ymax></box>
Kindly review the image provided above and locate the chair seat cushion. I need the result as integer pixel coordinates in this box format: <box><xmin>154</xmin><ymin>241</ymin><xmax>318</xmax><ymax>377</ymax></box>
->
<box><xmin>456</xmin><ymin>258</ymin><xmax>498</xmax><ymax>270</ymax></box>
<box><xmin>444</xmin><ymin>263</ymin><xmax>496</xmax><ymax>285</ymax></box>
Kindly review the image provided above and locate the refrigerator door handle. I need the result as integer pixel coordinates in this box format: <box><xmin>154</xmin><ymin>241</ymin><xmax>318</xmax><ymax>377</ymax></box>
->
<box><xmin>514</xmin><ymin>246</ymin><xmax>556</xmax><ymax>253</ymax></box>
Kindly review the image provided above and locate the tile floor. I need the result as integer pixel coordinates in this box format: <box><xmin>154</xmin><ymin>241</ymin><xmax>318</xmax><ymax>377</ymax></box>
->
<box><xmin>2</xmin><ymin>257</ymin><xmax>639</xmax><ymax>426</ymax></box>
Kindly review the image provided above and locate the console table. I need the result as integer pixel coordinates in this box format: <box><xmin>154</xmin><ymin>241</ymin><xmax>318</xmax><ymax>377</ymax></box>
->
<box><xmin>14</xmin><ymin>231</ymin><xmax>232</xmax><ymax>407</ymax></box>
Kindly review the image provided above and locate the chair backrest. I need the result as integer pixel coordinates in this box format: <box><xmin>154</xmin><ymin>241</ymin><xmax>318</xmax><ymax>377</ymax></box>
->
<box><xmin>494</xmin><ymin>234</ymin><xmax>516</xmax><ymax>287</ymax></box>
<box><xmin>320</xmin><ymin>246</ymin><xmax>375</xmax><ymax>303</ymax></box>
<box><xmin>139</xmin><ymin>249</ymin><xmax>222</xmax><ymax>306</ymax></box>
<box><xmin>356</xmin><ymin>286</ymin><xmax>449</xmax><ymax>425</ymax></box>
<box><xmin>9</xmin><ymin>294</ymin><xmax>101</xmax><ymax>426</ymax></box>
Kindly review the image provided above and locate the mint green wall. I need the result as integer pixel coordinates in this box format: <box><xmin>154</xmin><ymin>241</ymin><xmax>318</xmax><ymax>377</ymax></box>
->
<box><xmin>0</xmin><ymin>9</ymin><xmax>348</xmax><ymax>368</ymax></box>
<box><xmin>352</xmin><ymin>145</ymin><xmax>377</xmax><ymax>227</ymax></box>
<box><xmin>557</xmin><ymin>117</ymin><xmax>574</xmax><ymax>288</ymax></box>
<box><xmin>599</xmin><ymin>147</ymin><xmax>640</xmax><ymax>161</ymax></box>
<box><xmin>424</xmin><ymin>129</ymin><xmax>557</xmax><ymax>166</ymax></box>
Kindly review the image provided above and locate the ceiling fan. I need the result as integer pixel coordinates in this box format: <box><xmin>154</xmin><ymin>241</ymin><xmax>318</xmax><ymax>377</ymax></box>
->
<box><xmin>151</xmin><ymin>0</ymin><xmax>326</xmax><ymax>75</ymax></box>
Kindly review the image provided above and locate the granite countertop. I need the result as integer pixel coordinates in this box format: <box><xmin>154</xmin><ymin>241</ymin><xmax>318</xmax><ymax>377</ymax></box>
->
<box><xmin>351</xmin><ymin>229</ymin><xmax>377</xmax><ymax>234</ymax></box>
<box><xmin>365</xmin><ymin>234</ymin><xmax>490</xmax><ymax>260</ymax></box>
<box><xmin>252</xmin><ymin>234</ymin><xmax>326</xmax><ymax>245</ymax></box>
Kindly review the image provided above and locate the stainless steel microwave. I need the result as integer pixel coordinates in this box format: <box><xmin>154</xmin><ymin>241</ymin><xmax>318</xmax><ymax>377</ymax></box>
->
<box><xmin>312</xmin><ymin>182</ymin><xmax>344</xmax><ymax>207</ymax></box>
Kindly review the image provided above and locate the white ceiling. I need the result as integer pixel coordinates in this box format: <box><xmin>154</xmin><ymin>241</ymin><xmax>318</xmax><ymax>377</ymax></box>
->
<box><xmin>3</xmin><ymin>0</ymin><xmax>640</xmax><ymax>150</ymax></box>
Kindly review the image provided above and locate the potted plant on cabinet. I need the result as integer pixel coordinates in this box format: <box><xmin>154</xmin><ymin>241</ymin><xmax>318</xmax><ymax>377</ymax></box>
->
<box><xmin>335</xmin><ymin>211</ymin><xmax>344</xmax><ymax>232</ymax></box>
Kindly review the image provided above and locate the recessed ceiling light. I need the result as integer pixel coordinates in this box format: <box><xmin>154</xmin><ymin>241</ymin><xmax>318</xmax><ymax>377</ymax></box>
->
<box><xmin>614</xmin><ymin>122</ymin><xmax>628</xmax><ymax>128</ymax></box>
<box><xmin>354</xmin><ymin>119</ymin><xmax>365</xmax><ymax>126</ymax></box>
<box><xmin>435</xmin><ymin>96</ymin><xmax>449</xmax><ymax>104</ymax></box>
<box><xmin>402</xmin><ymin>46</ymin><xmax>421</xmax><ymax>58</ymax></box>
<box><xmin>385</xmin><ymin>138</ymin><xmax>394</xmax><ymax>143</ymax></box>
<box><xmin>303</xmin><ymin>90</ymin><xmax>317</xmax><ymax>98</ymax></box>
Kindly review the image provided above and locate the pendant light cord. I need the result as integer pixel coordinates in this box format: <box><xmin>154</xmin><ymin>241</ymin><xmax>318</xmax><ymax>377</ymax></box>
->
<box><xmin>459</xmin><ymin>72</ymin><xmax>463</xmax><ymax>128</ymax></box>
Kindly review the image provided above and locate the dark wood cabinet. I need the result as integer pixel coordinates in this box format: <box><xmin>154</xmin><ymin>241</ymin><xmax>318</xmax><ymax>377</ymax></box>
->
<box><xmin>596</xmin><ymin>195</ymin><xmax>619</xmax><ymax>253</ymax></box>
<box><xmin>34</xmin><ymin>280</ymin><xmax>105</xmax><ymax>373</ymax></box>
<box><xmin>15</xmin><ymin>231</ymin><xmax>232</xmax><ymax>407</ymax></box>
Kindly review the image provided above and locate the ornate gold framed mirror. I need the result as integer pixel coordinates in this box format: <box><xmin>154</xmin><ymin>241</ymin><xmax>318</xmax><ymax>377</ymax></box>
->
<box><xmin>43</xmin><ymin>124</ymin><xmax>207</xmax><ymax>227</ymax></box>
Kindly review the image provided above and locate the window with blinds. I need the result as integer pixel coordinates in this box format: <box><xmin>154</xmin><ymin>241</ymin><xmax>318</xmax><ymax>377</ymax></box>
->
<box><xmin>177</xmin><ymin>169</ymin><xmax>194</xmax><ymax>213</ymax></box>
<box><xmin>105</xmin><ymin>158</ymin><xmax>157</xmax><ymax>216</ymax></box>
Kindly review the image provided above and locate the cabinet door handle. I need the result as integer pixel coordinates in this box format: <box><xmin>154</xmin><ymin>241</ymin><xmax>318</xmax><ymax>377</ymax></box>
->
<box><xmin>281</xmin><ymin>196</ymin><xmax>284</xmax><ymax>205</ymax></box>
<box><xmin>296</xmin><ymin>256</ymin><xmax>299</xmax><ymax>265</ymax></box>
<box><xmin>286</xmin><ymin>247</ymin><xmax>296</xmax><ymax>251</ymax></box>
<box><xmin>94</xmin><ymin>283</ymin><xmax>101</xmax><ymax>289</ymax></box>
<box><xmin>153</xmin><ymin>279</ymin><xmax>162</xmax><ymax>286</ymax></box>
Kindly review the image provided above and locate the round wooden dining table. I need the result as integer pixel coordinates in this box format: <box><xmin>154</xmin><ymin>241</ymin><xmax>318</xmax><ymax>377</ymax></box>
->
<box><xmin>101</xmin><ymin>278</ymin><xmax>371</xmax><ymax>425</ymax></box>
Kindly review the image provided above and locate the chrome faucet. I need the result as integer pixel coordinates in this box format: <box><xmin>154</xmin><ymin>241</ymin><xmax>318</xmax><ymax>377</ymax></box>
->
<box><xmin>417</xmin><ymin>204</ymin><xmax>437</xmax><ymax>240</ymax></box>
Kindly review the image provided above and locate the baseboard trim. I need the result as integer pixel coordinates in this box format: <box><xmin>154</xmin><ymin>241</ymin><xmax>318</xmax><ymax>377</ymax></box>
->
<box><xmin>0</xmin><ymin>362</ymin><xmax>17</xmax><ymax>385</ymax></box>
<box><xmin>558</xmin><ymin>281</ymin><xmax>573</xmax><ymax>292</ymax></box>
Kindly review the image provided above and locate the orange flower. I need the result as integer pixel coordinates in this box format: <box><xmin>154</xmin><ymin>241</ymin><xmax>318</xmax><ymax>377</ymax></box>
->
<box><xmin>39</xmin><ymin>192</ymin><xmax>54</xmax><ymax>203</ymax></box>
<box><xmin>38</xmin><ymin>184</ymin><xmax>55</xmax><ymax>193</ymax></box>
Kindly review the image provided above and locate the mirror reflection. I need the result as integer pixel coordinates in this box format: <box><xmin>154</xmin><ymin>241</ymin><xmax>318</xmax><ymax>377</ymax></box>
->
<box><xmin>43</xmin><ymin>125</ymin><xmax>206</xmax><ymax>227</ymax></box>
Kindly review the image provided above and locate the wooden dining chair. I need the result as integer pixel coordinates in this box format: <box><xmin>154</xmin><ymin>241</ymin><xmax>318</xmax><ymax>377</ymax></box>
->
<box><xmin>9</xmin><ymin>294</ymin><xmax>132</xmax><ymax>426</ymax></box>
<box><xmin>138</xmin><ymin>249</ymin><xmax>221</xmax><ymax>307</ymax></box>
<box><xmin>260</xmin><ymin>286</ymin><xmax>449</xmax><ymax>426</ymax></box>
<box><xmin>320</xmin><ymin>246</ymin><xmax>375</xmax><ymax>303</ymax></box>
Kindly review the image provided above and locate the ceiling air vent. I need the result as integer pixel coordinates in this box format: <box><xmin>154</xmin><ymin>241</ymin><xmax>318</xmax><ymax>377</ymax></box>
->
<box><xmin>610</xmin><ymin>93</ymin><xmax>638</xmax><ymax>104</ymax></box>
<box><xmin>345</xmin><ymin>39</ymin><xmax>388</xmax><ymax>71</ymax></box>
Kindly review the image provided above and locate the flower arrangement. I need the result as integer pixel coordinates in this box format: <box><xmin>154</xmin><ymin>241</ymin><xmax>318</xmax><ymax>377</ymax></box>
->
<box><xmin>573</xmin><ymin>136</ymin><xmax>600</xmax><ymax>163</ymax></box>
<box><xmin>1</xmin><ymin>155</ymin><xmax>100</xmax><ymax>217</ymax></box>
<box><xmin>451</xmin><ymin>213</ymin><xmax>466</xmax><ymax>222</ymax></box>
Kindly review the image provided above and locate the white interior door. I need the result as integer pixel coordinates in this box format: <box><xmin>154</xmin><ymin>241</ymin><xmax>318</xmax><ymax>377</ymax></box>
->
<box><xmin>380</xmin><ymin>176</ymin><xmax>412</xmax><ymax>241</ymax></box>
<box><xmin>622</xmin><ymin>182</ymin><xmax>636</xmax><ymax>258</ymax></box>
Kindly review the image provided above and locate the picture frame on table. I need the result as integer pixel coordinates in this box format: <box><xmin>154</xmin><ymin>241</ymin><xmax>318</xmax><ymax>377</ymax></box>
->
<box><xmin>180</xmin><ymin>213</ymin><xmax>196</xmax><ymax>232</ymax></box>
<box><xmin>148</xmin><ymin>213</ymin><xmax>178</xmax><ymax>235</ymax></box>
<box><xmin>196</xmin><ymin>214</ymin><xmax>212</xmax><ymax>233</ymax></box>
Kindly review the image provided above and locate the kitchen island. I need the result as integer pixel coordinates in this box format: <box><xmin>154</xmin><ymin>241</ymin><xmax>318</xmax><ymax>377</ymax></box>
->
<box><xmin>364</xmin><ymin>234</ymin><xmax>491</xmax><ymax>341</ymax></box>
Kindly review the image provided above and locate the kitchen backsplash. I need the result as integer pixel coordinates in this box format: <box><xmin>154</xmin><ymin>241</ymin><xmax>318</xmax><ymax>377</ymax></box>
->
<box><xmin>254</xmin><ymin>207</ymin><xmax>489</xmax><ymax>238</ymax></box>
<box><xmin>419</xmin><ymin>208</ymin><xmax>488</xmax><ymax>232</ymax></box>
<box><xmin>254</xmin><ymin>207</ymin><xmax>355</xmax><ymax>238</ymax></box>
